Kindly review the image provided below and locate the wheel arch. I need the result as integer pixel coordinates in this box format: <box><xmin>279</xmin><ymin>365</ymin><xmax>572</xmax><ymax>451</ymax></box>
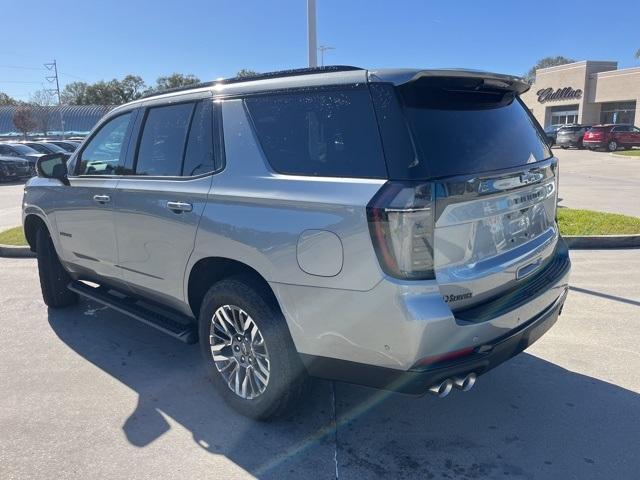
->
<box><xmin>186</xmin><ymin>256</ymin><xmax>281</xmax><ymax>321</ymax></box>
<box><xmin>23</xmin><ymin>214</ymin><xmax>48</xmax><ymax>252</ymax></box>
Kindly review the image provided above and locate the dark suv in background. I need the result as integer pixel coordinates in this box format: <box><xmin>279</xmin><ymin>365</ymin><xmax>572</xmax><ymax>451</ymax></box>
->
<box><xmin>583</xmin><ymin>124</ymin><xmax>640</xmax><ymax>151</ymax></box>
<box><xmin>555</xmin><ymin>124</ymin><xmax>591</xmax><ymax>149</ymax></box>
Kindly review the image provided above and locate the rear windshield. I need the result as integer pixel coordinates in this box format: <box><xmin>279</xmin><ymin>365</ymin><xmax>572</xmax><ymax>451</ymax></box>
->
<box><xmin>559</xmin><ymin>126</ymin><xmax>582</xmax><ymax>132</ymax></box>
<box><xmin>8</xmin><ymin>144</ymin><xmax>38</xmax><ymax>154</ymax></box>
<box><xmin>372</xmin><ymin>79</ymin><xmax>552</xmax><ymax>179</ymax></box>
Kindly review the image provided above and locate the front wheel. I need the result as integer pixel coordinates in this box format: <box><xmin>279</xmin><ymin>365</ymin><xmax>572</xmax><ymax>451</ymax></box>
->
<box><xmin>198</xmin><ymin>275</ymin><xmax>309</xmax><ymax>420</ymax></box>
<box><xmin>36</xmin><ymin>228</ymin><xmax>78</xmax><ymax>308</ymax></box>
<box><xmin>607</xmin><ymin>140</ymin><xmax>618</xmax><ymax>152</ymax></box>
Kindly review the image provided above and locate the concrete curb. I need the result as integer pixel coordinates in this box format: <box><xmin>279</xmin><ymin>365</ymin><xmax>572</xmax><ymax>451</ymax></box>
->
<box><xmin>0</xmin><ymin>244</ymin><xmax>35</xmax><ymax>258</ymax></box>
<box><xmin>564</xmin><ymin>235</ymin><xmax>640</xmax><ymax>249</ymax></box>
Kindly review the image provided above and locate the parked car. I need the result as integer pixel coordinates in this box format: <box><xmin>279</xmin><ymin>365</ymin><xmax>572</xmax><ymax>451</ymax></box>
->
<box><xmin>23</xmin><ymin>67</ymin><xmax>570</xmax><ymax>419</ymax></box>
<box><xmin>47</xmin><ymin>141</ymin><xmax>80</xmax><ymax>153</ymax></box>
<box><xmin>0</xmin><ymin>156</ymin><xmax>31</xmax><ymax>181</ymax></box>
<box><xmin>0</xmin><ymin>143</ymin><xmax>43</xmax><ymax>173</ymax></box>
<box><xmin>555</xmin><ymin>124</ymin><xmax>591</xmax><ymax>149</ymax></box>
<box><xmin>22</xmin><ymin>141</ymin><xmax>70</xmax><ymax>155</ymax></box>
<box><xmin>544</xmin><ymin>124</ymin><xmax>564</xmax><ymax>145</ymax></box>
<box><xmin>583</xmin><ymin>124</ymin><xmax>640</xmax><ymax>151</ymax></box>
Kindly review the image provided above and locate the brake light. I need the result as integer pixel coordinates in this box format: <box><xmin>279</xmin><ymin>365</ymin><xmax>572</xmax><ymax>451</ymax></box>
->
<box><xmin>367</xmin><ymin>182</ymin><xmax>435</xmax><ymax>280</ymax></box>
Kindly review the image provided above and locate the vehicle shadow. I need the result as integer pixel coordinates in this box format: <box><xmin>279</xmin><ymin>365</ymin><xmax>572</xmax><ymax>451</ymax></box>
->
<box><xmin>48</xmin><ymin>300</ymin><xmax>640</xmax><ymax>480</ymax></box>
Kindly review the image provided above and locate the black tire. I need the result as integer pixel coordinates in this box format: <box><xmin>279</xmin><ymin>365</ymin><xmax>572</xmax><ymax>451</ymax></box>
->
<box><xmin>198</xmin><ymin>275</ymin><xmax>310</xmax><ymax>420</ymax></box>
<box><xmin>36</xmin><ymin>228</ymin><xmax>78</xmax><ymax>308</ymax></box>
<box><xmin>607</xmin><ymin>140</ymin><xmax>618</xmax><ymax>152</ymax></box>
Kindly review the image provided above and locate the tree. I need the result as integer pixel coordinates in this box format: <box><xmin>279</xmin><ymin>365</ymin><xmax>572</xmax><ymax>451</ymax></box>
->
<box><xmin>30</xmin><ymin>89</ymin><xmax>57</xmax><ymax>136</ymax></box>
<box><xmin>12</xmin><ymin>106</ymin><xmax>37</xmax><ymax>139</ymax></box>
<box><xmin>524</xmin><ymin>56</ymin><xmax>575</xmax><ymax>84</ymax></box>
<box><xmin>635</xmin><ymin>48</ymin><xmax>640</xmax><ymax>59</ymax></box>
<box><xmin>235</xmin><ymin>69</ymin><xmax>259</xmax><ymax>78</ymax></box>
<box><xmin>0</xmin><ymin>91</ymin><xmax>18</xmax><ymax>105</ymax></box>
<box><xmin>61</xmin><ymin>81</ymin><xmax>89</xmax><ymax>104</ymax></box>
<box><xmin>60</xmin><ymin>75</ymin><xmax>147</xmax><ymax>105</ymax></box>
<box><xmin>153</xmin><ymin>73</ymin><xmax>201</xmax><ymax>92</ymax></box>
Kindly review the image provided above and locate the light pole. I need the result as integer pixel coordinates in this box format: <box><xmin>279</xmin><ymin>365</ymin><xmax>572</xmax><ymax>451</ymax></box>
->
<box><xmin>307</xmin><ymin>0</ymin><xmax>317</xmax><ymax>67</ymax></box>
<box><xmin>318</xmin><ymin>45</ymin><xmax>335</xmax><ymax>67</ymax></box>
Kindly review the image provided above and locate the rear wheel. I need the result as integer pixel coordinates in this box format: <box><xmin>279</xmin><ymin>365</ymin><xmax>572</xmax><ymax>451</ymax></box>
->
<box><xmin>607</xmin><ymin>140</ymin><xmax>618</xmax><ymax>152</ymax></box>
<box><xmin>198</xmin><ymin>275</ymin><xmax>309</xmax><ymax>420</ymax></box>
<box><xmin>36</xmin><ymin>228</ymin><xmax>78</xmax><ymax>308</ymax></box>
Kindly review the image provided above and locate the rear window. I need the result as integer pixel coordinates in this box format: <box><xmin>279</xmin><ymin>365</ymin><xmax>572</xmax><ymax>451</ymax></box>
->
<box><xmin>245</xmin><ymin>88</ymin><xmax>387</xmax><ymax>178</ymax></box>
<box><xmin>373</xmin><ymin>79</ymin><xmax>552</xmax><ymax>179</ymax></box>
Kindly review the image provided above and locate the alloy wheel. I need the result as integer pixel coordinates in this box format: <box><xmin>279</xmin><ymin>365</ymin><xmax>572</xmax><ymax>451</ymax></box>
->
<box><xmin>209</xmin><ymin>304</ymin><xmax>270</xmax><ymax>399</ymax></box>
<box><xmin>608</xmin><ymin>141</ymin><xmax>617</xmax><ymax>151</ymax></box>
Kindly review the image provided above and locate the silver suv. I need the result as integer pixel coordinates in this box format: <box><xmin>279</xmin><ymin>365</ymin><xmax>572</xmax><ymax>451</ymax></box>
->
<box><xmin>23</xmin><ymin>67</ymin><xmax>570</xmax><ymax>419</ymax></box>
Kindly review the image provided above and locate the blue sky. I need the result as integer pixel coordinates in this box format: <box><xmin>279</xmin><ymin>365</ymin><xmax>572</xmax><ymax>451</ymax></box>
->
<box><xmin>2</xmin><ymin>0</ymin><xmax>639</xmax><ymax>100</ymax></box>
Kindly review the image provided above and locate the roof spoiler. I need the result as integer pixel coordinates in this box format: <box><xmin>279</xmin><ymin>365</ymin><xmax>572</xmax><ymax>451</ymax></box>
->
<box><xmin>368</xmin><ymin>69</ymin><xmax>531</xmax><ymax>95</ymax></box>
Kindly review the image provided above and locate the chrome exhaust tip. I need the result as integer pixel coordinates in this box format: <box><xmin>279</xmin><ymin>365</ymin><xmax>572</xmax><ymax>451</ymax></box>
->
<box><xmin>428</xmin><ymin>379</ymin><xmax>453</xmax><ymax>398</ymax></box>
<box><xmin>453</xmin><ymin>373</ymin><xmax>477</xmax><ymax>392</ymax></box>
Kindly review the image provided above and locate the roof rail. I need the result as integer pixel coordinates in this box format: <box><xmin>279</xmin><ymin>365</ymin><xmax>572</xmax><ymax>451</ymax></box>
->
<box><xmin>140</xmin><ymin>65</ymin><xmax>364</xmax><ymax>99</ymax></box>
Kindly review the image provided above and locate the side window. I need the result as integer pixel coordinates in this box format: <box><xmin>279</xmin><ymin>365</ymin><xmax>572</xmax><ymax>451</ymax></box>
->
<box><xmin>135</xmin><ymin>103</ymin><xmax>194</xmax><ymax>176</ymax></box>
<box><xmin>79</xmin><ymin>112</ymin><xmax>132</xmax><ymax>175</ymax></box>
<box><xmin>182</xmin><ymin>101</ymin><xmax>216</xmax><ymax>176</ymax></box>
<box><xmin>244</xmin><ymin>89</ymin><xmax>387</xmax><ymax>178</ymax></box>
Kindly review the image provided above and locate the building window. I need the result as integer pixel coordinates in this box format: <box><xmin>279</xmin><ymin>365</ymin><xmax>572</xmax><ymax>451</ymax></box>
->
<box><xmin>547</xmin><ymin>104</ymin><xmax>580</xmax><ymax>127</ymax></box>
<box><xmin>600</xmin><ymin>101</ymin><xmax>636</xmax><ymax>125</ymax></box>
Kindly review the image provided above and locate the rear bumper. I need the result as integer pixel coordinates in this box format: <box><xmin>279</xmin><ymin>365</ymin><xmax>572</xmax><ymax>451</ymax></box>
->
<box><xmin>556</xmin><ymin>137</ymin><xmax>581</xmax><ymax>147</ymax></box>
<box><xmin>583</xmin><ymin>140</ymin><xmax>605</xmax><ymax>148</ymax></box>
<box><xmin>301</xmin><ymin>287</ymin><xmax>567</xmax><ymax>394</ymax></box>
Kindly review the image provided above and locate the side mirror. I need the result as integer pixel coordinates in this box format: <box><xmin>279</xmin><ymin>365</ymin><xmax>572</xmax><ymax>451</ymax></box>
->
<box><xmin>36</xmin><ymin>154</ymin><xmax>69</xmax><ymax>186</ymax></box>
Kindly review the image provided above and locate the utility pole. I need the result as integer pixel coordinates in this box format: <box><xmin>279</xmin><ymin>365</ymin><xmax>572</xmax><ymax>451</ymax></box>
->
<box><xmin>318</xmin><ymin>45</ymin><xmax>335</xmax><ymax>67</ymax></box>
<box><xmin>307</xmin><ymin>0</ymin><xmax>317</xmax><ymax>67</ymax></box>
<box><xmin>44</xmin><ymin>59</ymin><xmax>64</xmax><ymax>139</ymax></box>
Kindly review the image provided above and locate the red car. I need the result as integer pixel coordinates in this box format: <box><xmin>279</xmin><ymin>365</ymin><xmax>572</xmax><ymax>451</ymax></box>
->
<box><xmin>583</xmin><ymin>124</ymin><xmax>640</xmax><ymax>152</ymax></box>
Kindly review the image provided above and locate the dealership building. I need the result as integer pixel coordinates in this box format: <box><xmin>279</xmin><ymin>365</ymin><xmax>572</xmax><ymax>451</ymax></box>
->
<box><xmin>520</xmin><ymin>60</ymin><xmax>640</xmax><ymax>128</ymax></box>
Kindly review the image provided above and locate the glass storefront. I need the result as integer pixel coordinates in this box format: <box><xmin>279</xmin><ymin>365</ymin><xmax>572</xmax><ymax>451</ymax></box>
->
<box><xmin>600</xmin><ymin>101</ymin><xmax>636</xmax><ymax>124</ymax></box>
<box><xmin>547</xmin><ymin>104</ymin><xmax>580</xmax><ymax>126</ymax></box>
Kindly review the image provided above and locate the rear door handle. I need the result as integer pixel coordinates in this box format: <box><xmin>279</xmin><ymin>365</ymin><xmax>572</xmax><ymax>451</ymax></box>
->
<box><xmin>166</xmin><ymin>201</ymin><xmax>193</xmax><ymax>213</ymax></box>
<box><xmin>93</xmin><ymin>195</ymin><xmax>111</xmax><ymax>204</ymax></box>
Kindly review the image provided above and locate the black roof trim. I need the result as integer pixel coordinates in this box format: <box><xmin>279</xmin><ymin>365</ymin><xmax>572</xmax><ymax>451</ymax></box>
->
<box><xmin>140</xmin><ymin>65</ymin><xmax>364</xmax><ymax>100</ymax></box>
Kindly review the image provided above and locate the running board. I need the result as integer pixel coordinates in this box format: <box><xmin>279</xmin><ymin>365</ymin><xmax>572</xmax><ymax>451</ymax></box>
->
<box><xmin>68</xmin><ymin>281</ymin><xmax>198</xmax><ymax>344</ymax></box>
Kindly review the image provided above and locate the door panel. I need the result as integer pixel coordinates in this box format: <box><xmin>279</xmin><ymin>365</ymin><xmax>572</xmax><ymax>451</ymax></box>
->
<box><xmin>55</xmin><ymin>177</ymin><xmax>121</xmax><ymax>282</ymax></box>
<box><xmin>113</xmin><ymin>176</ymin><xmax>213</xmax><ymax>307</ymax></box>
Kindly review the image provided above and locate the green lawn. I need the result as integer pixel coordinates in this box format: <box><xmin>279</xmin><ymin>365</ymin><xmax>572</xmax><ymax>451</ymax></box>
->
<box><xmin>558</xmin><ymin>208</ymin><xmax>640</xmax><ymax>236</ymax></box>
<box><xmin>614</xmin><ymin>149</ymin><xmax>640</xmax><ymax>157</ymax></box>
<box><xmin>0</xmin><ymin>226</ymin><xmax>27</xmax><ymax>246</ymax></box>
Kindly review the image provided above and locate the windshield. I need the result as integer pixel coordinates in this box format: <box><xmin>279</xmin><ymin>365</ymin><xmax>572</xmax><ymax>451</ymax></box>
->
<box><xmin>386</xmin><ymin>79</ymin><xmax>551</xmax><ymax>179</ymax></box>
<box><xmin>8</xmin><ymin>144</ymin><xmax>38</xmax><ymax>154</ymax></box>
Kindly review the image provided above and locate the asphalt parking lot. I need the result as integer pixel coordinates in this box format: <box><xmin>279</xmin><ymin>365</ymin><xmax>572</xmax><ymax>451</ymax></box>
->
<box><xmin>555</xmin><ymin>148</ymin><xmax>640</xmax><ymax>217</ymax></box>
<box><xmin>0</xmin><ymin>180</ymin><xmax>24</xmax><ymax>231</ymax></box>
<box><xmin>1</xmin><ymin>250</ymin><xmax>639</xmax><ymax>480</ymax></box>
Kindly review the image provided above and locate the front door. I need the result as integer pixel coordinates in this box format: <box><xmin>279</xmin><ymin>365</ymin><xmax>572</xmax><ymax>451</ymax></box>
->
<box><xmin>113</xmin><ymin>97</ymin><xmax>220</xmax><ymax>309</ymax></box>
<box><xmin>55</xmin><ymin>111</ymin><xmax>135</xmax><ymax>284</ymax></box>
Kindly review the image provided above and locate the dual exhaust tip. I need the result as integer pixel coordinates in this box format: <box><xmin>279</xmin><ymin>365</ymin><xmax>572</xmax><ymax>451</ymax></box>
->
<box><xmin>428</xmin><ymin>373</ymin><xmax>477</xmax><ymax>398</ymax></box>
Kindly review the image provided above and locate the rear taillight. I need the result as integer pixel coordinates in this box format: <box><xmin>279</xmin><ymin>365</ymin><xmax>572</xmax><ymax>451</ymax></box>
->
<box><xmin>367</xmin><ymin>182</ymin><xmax>435</xmax><ymax>280</ymax></box>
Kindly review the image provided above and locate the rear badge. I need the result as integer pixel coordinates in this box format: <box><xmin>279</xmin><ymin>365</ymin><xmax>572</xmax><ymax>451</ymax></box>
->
<box><xmin>443</xmin><ymin>292</ymin><xmax>473</xmax><ymax>303</ymax></box>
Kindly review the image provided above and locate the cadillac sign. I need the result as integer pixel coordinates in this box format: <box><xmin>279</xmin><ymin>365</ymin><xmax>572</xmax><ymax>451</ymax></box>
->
<box><xmin>536</xmin><ymin>87</ymin><xmax>583</xmax><ymax>103</ymax></box>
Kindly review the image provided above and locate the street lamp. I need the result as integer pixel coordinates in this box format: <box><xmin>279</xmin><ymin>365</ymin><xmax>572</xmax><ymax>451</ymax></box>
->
<box><xmin>318</xmin><ymin>45</ymin><xmax>335</xmax><ymax>67</ymax></box>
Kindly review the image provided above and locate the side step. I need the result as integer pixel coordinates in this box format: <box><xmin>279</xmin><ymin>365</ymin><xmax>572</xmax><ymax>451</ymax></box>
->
<box><xmin>68</xmin><ymin>281</ymin><xmax>198</xmax><ymax>344</ymax></box>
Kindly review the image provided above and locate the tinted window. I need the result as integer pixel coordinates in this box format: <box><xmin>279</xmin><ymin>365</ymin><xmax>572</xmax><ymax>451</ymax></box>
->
<box><xmin>7</xmin><ymin>144</ymin><xmax>38</xmax><ymax>155</ymax></box>
<box><xmin>136</xmin><ymin>103</ymin><xmax>195</xmax><ymax>176</ymax></box>
<box><xmin>245</xmin><ymin>89</ymin><xmax>387</xmax><ymax>178</ymax></box>
<box><xmin>182</xmin><ymin>101</ymin><xmax>215</xmax><ymax>176</ymax></box>
<box><xmin>79</xmin><ymin>112</ymin><xmax>132</xmax><ymax>175</ymax></box>
<box><xmin>391</xmin><ymin>78</ymin><xmax>552</xmax><ymax>179</ymax></box>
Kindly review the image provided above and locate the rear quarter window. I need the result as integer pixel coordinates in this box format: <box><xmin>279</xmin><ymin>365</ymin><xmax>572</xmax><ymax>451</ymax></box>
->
<box><xmin>245</xmin><ymin>88</ymin><xmax>387</xmax><ymax>178</ymax></box>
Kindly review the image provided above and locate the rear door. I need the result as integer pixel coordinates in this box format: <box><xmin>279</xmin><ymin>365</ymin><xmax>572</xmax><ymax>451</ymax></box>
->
<box><xmin>112</xmin><ymin>95</ymin><xmax>220</xmax><ymax>309</ymax></box>
<box><xmin>371</xmin><ymin>76</ymin><xmax>559</xmax><ymax>310</ymax></box>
